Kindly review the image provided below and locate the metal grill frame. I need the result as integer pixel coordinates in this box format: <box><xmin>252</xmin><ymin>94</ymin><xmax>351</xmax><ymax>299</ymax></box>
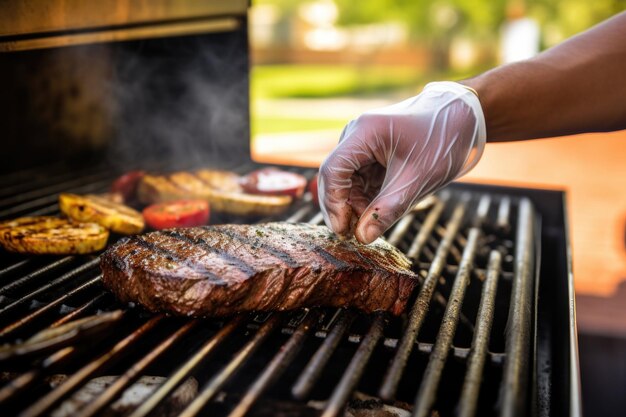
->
<box><xmin>0</xmin><ymin>164</ymin><xmax>581</xmax><ymax>417</ymax></box>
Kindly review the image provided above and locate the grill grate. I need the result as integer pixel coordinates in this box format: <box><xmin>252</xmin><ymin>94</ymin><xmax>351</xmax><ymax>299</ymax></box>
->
<box><xmin>0</xmin><ymin>163</ymin><xmax>536</xmax><ymax>417</ymax></box>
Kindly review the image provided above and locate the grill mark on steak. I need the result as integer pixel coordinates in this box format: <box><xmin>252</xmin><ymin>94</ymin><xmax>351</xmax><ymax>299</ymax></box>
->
<box><xmin>211</xmin><ymin>227</ymin><xmax>300</xmax><ymax>268</ymax></box>
<box><xmin>264</xmin><ymin>224</ymin><xmax>351</xmax><ymax>269</ymax></box>
<box><xmin>161</xmin><ymin>230</ymin><xmax>256</xmax><ymax>276</ymax></box>
<box><xmin>132</xmin><ymin>236</ymin><xmax>225</xmax><ymax>285</ymax></box>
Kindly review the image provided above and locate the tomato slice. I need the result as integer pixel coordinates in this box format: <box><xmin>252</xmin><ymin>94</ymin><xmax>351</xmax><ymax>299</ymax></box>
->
<box><xmin>111</xmin><ymin>171</ymin><xmax>145</xmax><ymax>202</ymax></box>
<box><xmin>308</xmin><ymin>174</ymin><xmax>319</xmax><ymax>206</ymax></box>
<box><xmin>240</xmin><ymin>168</ymin><xmax>307</xmax><ymax>198</ymax></box>
<box><xmin>142</xmin><ymin>200</ymin><xmax>209</xmax><ymax>230</ymax></box>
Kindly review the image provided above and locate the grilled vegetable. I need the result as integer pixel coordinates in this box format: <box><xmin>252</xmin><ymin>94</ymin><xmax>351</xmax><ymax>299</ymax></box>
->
<box><xmin>137</xmin><ymin>170</ymin><xmax>293</xmax><ymax>216</ymax></box>
<box><xmin>240</xmin><ymin>168</ymin><xmax>307</xmax><ymax>198</ymax></box>
<box><xmin>207</xmin><ymin>189</ymin><xmax>293</xmax><ymax>216</ymax></box>
<box><xmin>143</xmin><ymin>200</ymin><xmax>210</xmax><ymax>230</ymax></box>
<box><xmin>110</xmin><ymin>170</ymin><xmax>145</xmax><ymax>202</ymax></box>
<box><xmin>95</xmin><ymin>192</ymin><xmax>125</xmax><ymax>204</ymax></box>
<box><xmin>194</xmin><ymin>169</ymin><xmax>241</xmax><ymax>192</ymax></box>
<box><xmin>0</xmin><ymin>217</ymin><xmax>108</xmax><ymax>255</ymax></box>
<box><xmin>59</xmin><ymin>194</ymin><xmax>144</xmax><ymax>235</ymax></box>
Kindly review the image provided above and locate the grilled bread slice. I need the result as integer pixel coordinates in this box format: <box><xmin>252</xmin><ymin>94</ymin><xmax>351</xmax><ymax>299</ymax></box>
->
<box><xmin>59</xmin><ymin>194</ymin><xmax>144</xmax><ymax>235</ymax></box>
<box><xmin>137</xmin><ymin>170</ymin><xmax>292</xmax><ymax>216</ymax></box>
<box><xmin>0</xmin><ymin>217</ymin><xmax>108</xmax><ymax>254</ymax></box>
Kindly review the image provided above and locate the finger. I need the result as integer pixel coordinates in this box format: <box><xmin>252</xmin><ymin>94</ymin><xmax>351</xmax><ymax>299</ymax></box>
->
<box><xmin>348</xmin><ymin>174</ymin><xmax>370</xmax><ymax>218</ymax></box>
<box><xmin>349</xmin><ymin>164</ymin><xmax>385</xmax><ymax>217</ymax></box>
<box><xmin>354</xmin><ymin>177</ymin><xmax>417</xmax><ymax>245</ymax></box>
<box><xmin>318</xmin><ymin>128</ymin><xmax>374</xmax><ymax>237</ymax></box>
<box><xmin>355</xmin><ymin>192</ymin><xmax>412</xmax><ymax>244</ymax></box>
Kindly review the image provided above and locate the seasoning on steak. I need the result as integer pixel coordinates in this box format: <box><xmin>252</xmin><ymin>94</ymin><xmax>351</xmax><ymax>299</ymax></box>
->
<box><xmin>100</xmin><ymin>223</ymin><xmax>419</xmax><ymax>317</ymax></box>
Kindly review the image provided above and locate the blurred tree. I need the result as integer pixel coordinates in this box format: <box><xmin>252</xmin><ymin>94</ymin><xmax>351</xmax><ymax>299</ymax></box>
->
<box><xmin>334</xmin><ymin>0</ymin><xmax>508</xmax><ymax>70</ymax></box>
<box><xmin>254</xmin><ymin>0</ymin><xmax>625</xmax><ymax>69</ymax></box>
<box><xmin>333</xmin><ymin>0</ymin><xmax>624</xmax><ymax>68</ymax></box>
<box><xmin>528</xmin><ymin>0</ymin><xmax>625</xmax><ymax>47</ymax></box>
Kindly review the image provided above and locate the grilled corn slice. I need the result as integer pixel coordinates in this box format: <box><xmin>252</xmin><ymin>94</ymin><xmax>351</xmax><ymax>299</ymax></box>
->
<box><xmin>59</xmin><ymin>194</ymin><xmax>144</xmax><ymax>235</ymax></box>
<box><xmin>0</xmin><ymin>217</ymin><xmax>108</xmax><ymax>255</ymax></box>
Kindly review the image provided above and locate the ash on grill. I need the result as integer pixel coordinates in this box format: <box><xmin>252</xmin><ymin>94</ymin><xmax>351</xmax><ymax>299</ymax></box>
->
<box><xmin>0</xmin><ymin>163</ymin><xmax>536</xmax><ymax>417</ymax></box>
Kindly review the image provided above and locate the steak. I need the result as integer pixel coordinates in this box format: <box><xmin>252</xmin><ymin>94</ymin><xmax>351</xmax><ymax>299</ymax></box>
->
<box><xmin>101</xmin><ymin>223</ymin><xmax>419</xmax><ymax>317</ymax></box>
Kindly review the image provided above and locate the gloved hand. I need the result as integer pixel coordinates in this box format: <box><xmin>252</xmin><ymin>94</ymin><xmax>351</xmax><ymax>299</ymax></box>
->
<box><xmin>318</xmin><ymin>81</ymin><xmax>486</xmax><ymax>244</ymax></box>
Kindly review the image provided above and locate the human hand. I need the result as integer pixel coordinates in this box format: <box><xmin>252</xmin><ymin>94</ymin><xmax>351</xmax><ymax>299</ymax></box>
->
<box><xmin>318</xmin><ymin>81</ymin><xmax>486</xmax><ymax>244</ymax></box>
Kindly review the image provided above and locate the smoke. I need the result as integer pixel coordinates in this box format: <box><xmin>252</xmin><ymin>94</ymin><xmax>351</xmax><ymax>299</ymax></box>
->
<box><xmin>103</xmin><ymin>29</ymin><xmax>251</xmax><ymax>172</ymax></box>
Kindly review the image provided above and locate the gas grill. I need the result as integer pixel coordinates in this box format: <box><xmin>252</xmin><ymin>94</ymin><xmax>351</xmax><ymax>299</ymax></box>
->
<box><xmin>0</xmin><ymin>2</ymin><xmax>580</xmax><ymax>416</ymax></box>
<box><xmin>0</xmin><ymin>164</ymin><xmax>580</xmax><ymax>417</ymax></box>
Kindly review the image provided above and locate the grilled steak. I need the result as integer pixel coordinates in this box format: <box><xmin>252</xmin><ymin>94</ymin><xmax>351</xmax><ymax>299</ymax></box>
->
<box><xmin>101</xmin><ymin>223</ymin><xmax>419</xmax><ymax>316</ymax></box>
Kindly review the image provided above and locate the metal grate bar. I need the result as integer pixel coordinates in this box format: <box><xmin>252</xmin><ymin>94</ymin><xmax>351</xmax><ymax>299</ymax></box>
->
<box><xmin>0</xmin><ymin>275</ymin><xmax>102</xmax><ymax>338</ymax></box>
<box><xmin>497</xmin><ymin>197</ymin><xmax>511</xmax><ymax>232</ymax></box>
<box><xmin>458</xmin><ymin>250</ymin><xmax>502</xmax><ymax>417</ymax></box>
<box><xmin>307</xmin><ymin>211</ymin><xmax>325</xmax><ymax>225</ymax></box>
<box><xmin>406</xmin><ymin>197</ymin><xmax>446</xmax><ymax>260</ymax></box>
<box><xmin>499</xmin><ymin>198</ymin><xmax>535</xmax><ymax>417</ymax></box>
<box><xmin>24</xmin><ymin>205</ymin><xmax>62</xmax><ymax>217</ymax></box>
<box><xmin>380</xmin><ymin>201</ymin><xmax>467</xmax><ymax>400</ymax></box>
<box><xmin>285</xmin><ymin>205</ymin><xmax>314</xmax><ymax>223</ymax></box>
<box><xmin>0</xmin><ymin>171</ymin><xmax>111</xmax><ymax>208</ymax></box>
<box><xmin>179</xmin><ymin>315</ymin><xmax>282</xmax><ymax>417</ymax></box>
<box><xmin>129</xmin><ymin>316</ymin><xmax>244</xmax><ymax>417</ymax></box>
<box><xmin>75</xmin><ymin>320</ymin><xmax>199</xmax><ymax>417</ymax></box>
<box><xmin>389</xmin><ymin>207</ymin><xmax>474</xmax><ymax>332</ymax></box>
<box><xmin>50</xmin><ymin>293</ymin><xmax>109</xmax><ymax>328</ymax></box>
<box><xmin>321</xmin><ymin>313</ymin><xmax>386</xmax><ymax>417</ymax></box>
<box><xmin>18</xmin><ymin>315</ymin><xmax>163</xmax><ymax>417</ymax></box>
<box><xmin>0</xmin><ymin>178</ymin><xmax>112</xmax><ymax>219</ymax></box>
<box><xmin>0</xmin><ymin>347</ymin><xmax>75</xmax><ymax>404</ymax></box>
<box><xmin>0</xmin><ymin>258</ymin><xmax>100</xmax><ymax>321</ymax></box>
<box><xmin>129</xmin><ymin>317</ymin><xmax>244</xmax><ymax>417</ymax></box>
<box><xmin>0</xmin><ymin>259</ymin><xmax>32</xmax><ymax>278</ymax></box>
<box><xmin>0</xmin><ymin>169</ymin><xmax>101</xmax><ymax>199</ymax></box>
<box><xmin>291</xmin><ymin>310</ymin><xmax>357</xmax><ymax>400</ymax></box>
<box><xmin>475</xmin><ymin>195</ymin><xmax>491</xmax><ymax>227</ymax></box>
<box><xmin>412</xmin><ymin>227</ymin><xmax>481</xmax><ymax>417</ymax></box>
<box><xmin>0</xmin><ymin>256</ymin><xmax>75</xmax><ymax>296</ymax></box>
<box><xmin>386</xmin><ymin>213</ymin><xmax>416</xmax><ymax>246</ymax></box>
<box><xmin>227</xmin><ymin>311</ymin><xmax>321</xmax><ymax>417</ymax></box>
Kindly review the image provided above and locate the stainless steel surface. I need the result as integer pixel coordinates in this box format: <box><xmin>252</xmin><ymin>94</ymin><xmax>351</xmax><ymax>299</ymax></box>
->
<box><xmin>458</xmin><ymin>250</ymin><xmax>502</xmax><ymax>417</ymax></box>
<box><xmin>379</xmin><ymin>201</ymin><xmax>467</xmax><ymax>400</ymax></box>
<box><xmin>500</xmin><ymin>199</ymin><xmax>535</xmax><ymax>417</ymax></box>
<box><xmin>413</xmin><ymin>228</ymin><xmax>480</xmax><ymax>417</ymax></box>
<box><xmin>0</xmin><ymin>0</ymin><xmax>247</xmax><ymax>51</ymax></box>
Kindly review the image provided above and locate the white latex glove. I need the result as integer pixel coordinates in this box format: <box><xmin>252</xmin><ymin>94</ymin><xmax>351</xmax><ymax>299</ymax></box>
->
<box><xmin>318</xmin><ymin>81</ymin><xmax>486</xmax><ymax>244</ymax></box>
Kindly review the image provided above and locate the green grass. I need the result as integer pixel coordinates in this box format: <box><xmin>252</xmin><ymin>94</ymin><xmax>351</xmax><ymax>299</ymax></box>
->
<box><xmin>251</xmin><ymin>117</ymin><xmax>346</xmax><ymax>136</ymax></box>
<box><xmin>249</xmin><ymin>64</ymin><xmax>483</xmax><ymax>136</ymax></box>
<box><xmin>251</xmin><ymin>64</ymin><xmax>421</xmax><ymax>99</ymax></box>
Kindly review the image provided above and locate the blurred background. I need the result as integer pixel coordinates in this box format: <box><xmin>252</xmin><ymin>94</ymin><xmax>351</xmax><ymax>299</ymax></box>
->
<box><xmin>248</xmin><ymin>0</ymin><xmax>626</xmax><ymax>414</ymax></box>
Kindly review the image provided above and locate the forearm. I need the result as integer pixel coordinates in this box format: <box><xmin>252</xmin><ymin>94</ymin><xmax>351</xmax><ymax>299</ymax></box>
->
<box><xmin>461</xmin><ymin>12</ymin><xmax>626</xmax><ymax>142</ymax></box>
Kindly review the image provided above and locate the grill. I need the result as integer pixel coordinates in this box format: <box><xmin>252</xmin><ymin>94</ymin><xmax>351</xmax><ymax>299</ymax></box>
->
<box><xmin>0</xmin><ymin>163</ymin><xmax>580</xmax><ymax>417</ymax></box>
